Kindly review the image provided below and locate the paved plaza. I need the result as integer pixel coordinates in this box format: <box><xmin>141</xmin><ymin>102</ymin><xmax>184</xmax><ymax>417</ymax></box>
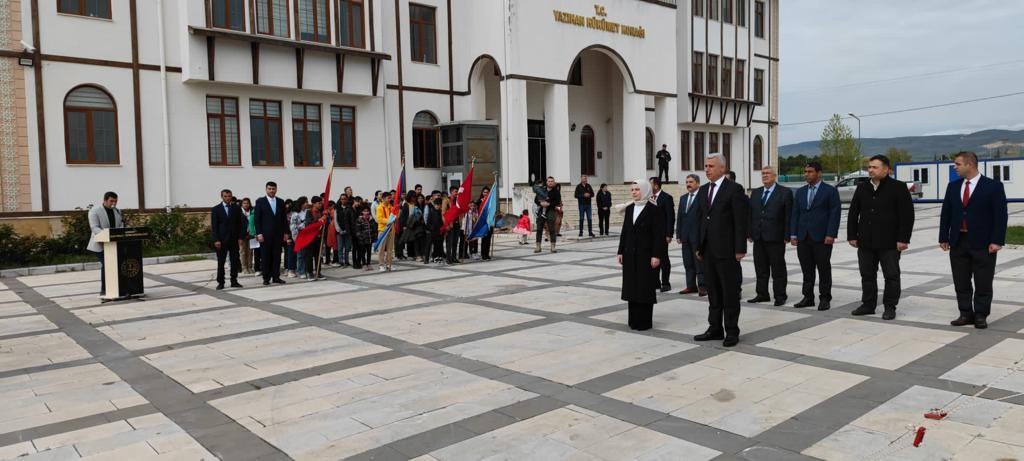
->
<box><xmin>1</xmin><ymin>204</ymin><xmax>1024</xmax><ymax>460</ymax></box>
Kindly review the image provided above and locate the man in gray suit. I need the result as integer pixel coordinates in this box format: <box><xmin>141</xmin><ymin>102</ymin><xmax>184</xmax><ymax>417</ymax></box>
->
<box><xmin>676</xmin><ymin>174</ymin><xmax>705</xmax><ymax>295</ymax></box>
<box><xmin>88</xmin><ymin>191</ymin><xmax>124</xmax><ymax>295</ymax></box>
<box><xmin>748</xmin><ymin>166</ymin><xmax>793</xmax><ymax>306</ymax></box>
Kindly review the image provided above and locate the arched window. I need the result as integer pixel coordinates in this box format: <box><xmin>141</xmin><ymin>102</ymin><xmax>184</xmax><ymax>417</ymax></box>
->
<box><xmin>64</xmin><ymin>85</ymin><xmax>118</xmax><ymax>164</ymax></box>
<box><xmin>753</xmin><ymin>135</ymin><xmax>764</xmax><ymax>170</ymax></box>
<box><xmin>645</xmin><ymin>128</ymin><xmax>655</xmax><ymax>170</ymax></box>
<box><xmin>412</xmin><ymin>111</ymin><xmax>439</xmax><ymax>168</ymax></box>
<box><xmin>580</xmin><ymin>125</ymin><xmax>595</xmax><ymax>176</ymax></box>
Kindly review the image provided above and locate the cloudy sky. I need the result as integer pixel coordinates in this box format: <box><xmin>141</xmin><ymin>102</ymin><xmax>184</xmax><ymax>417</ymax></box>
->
<box><xmin>779</xmin><ymin>0</ymin><xmax>1024</xmax><ymax>145</ymax></box>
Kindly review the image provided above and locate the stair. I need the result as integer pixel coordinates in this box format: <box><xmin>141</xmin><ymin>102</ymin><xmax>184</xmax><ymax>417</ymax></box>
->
<box><xmin>510</xmin><ymin>183</ymin><xmax>686</xmax><ymax>234</ymax></box>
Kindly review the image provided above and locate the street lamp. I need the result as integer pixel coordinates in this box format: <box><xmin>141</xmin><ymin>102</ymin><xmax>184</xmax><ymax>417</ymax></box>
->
<box><xmin>848</xmin><ymin>112</ymin><xmax>862</xmax><ymax>178</ymax></box>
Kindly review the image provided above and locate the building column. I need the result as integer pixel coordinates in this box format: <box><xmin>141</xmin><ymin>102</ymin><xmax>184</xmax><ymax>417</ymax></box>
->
<box><xmin>500</xmin><ymin>78</ymin><xmax>528</xmax><ymax>190</ymax></box>
<box><xmin>655</xmin><ymin>96</ymin><xmax>679</xmax><ymax>183</ymax></box>
<box><xmin>621</xmin><ymin>87</ymin><xmax>646</xmax><ymax>184</ymax></box>
<box><xmin>543</xmin><ymin>83</ymin><xmax>570</xmax><ymax>183</ymax></box>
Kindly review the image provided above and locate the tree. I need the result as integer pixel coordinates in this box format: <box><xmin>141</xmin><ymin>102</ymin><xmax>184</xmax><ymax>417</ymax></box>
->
<box><xmin>884</xmin><ymin>147</ymin><xmax>912</xmax><ymax>164</ymax></box>
<box><xmin>818</xmin><ymin>114</ymin><xmax>861</xmax><ymax>178</ymax></box>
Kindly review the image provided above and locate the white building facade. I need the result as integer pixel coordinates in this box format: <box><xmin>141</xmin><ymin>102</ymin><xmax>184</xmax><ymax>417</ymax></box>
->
<box><xmin>4</xmin><ymin>0</ymin><xmax>778</xmax><ymax>212</ymax></box>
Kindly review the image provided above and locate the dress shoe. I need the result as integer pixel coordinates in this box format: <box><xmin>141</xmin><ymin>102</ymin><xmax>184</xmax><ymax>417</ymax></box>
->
<box><xmin>679</xmin><ymin>288</ymin><xmax>697</xmax><ymax>295</ymax></box>
<box><xmin>263</xmin><ymin>281</ymin><xmax>270</xmax><ymax>286</ymax></box>
<box><xmin>974</xmin><ymin>318</ymin><xmax>988</xmax><ymax>329</ymax></box>
<box><xmin>230</xmin><ymin>282</ymin><xmax>243</xmax><ymax>288</ymax></box>
<box><xmin>216</xmin><ymin>283</ymin><xmax>225</xmax><ymax>290</ymax></box>
<box><xmin>793</xmin><ymin>298</ymin><xmax>815</xmax><ymax>309</ymax></box>
<box><xmin>817</xmin><ymin>300</ymin><xmax>831</xmax><ymax>311</ymax></box>
<box><xmin>949</xmin><ymin>316</ymin><xmax>974</xmax><ymax>327</ymax></box>
<box><xmin>698</xmin><ymin>288</ymin><xmax>707</xmax><ymax>297</ymax></box>
<box><xmin>851</xmin><ymin>304</ymin><xmax>875</xmax><ymax>316</ymax></box>
<box><xmin>723</xmin><ymin>337</ymin><xmax>739</xmax><ymax>347</ymax></box>
<box><xmin>660</xmin><ymin>284</ymin><xmax>671</xmax><ymax>293</ymax></box>
<box><xmin>882</xmin><ymin>307</ymin><xmax>896</xmax><ymax>320</ymax></box>
<box><xmin>773</xmin><ymin>298</ymin><xmax>787</xmax><ymax>307</ymax></box>
<box><xmin>589</xmin><ymin>233</ymin><xmax>596</xmax><ymax>238</ymax></box>
<box><xmin>747</xmin><ymin>296</ymin><xmax>770</xmax><ymax>303</ymax></box>
<box><xmin>272</xmin><ymin>279</ymin><xmax>286</xmax><ymax>284</ymax></box>
<box><xmin>694</xmin><ymin>331</ymin><xmax>725</xmax><ymax>341</ymax></box>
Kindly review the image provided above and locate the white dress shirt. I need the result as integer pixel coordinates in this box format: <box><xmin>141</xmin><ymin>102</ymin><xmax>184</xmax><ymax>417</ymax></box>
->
<box><xmin>632</xmin><ymin>203</ymin><xmax>646</xmax><ymax>223</ymax></box>
<box><xmin>708</xmin><ymin>176</ymin><xmax>726</xmax><ymax>205</ymax></box>
<box><xmin>961</xmin><ymin>172</ymin><xmax>981</xmax><ymax>203</ymax></box>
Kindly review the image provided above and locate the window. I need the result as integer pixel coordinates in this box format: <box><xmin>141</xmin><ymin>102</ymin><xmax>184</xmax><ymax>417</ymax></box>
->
<box><xmin>645</xmin><ymin>128</ymin><xmax>655</xmax><ymax>170</ymax></box>
<box><xmin>735</xmin><ymin>59</ymin><xmax>745</xmax><ymax>99</ymax></box>
<box><xmin>753</xmin><ymin>135</ymin><xmax>763</xmax><ymax>170</ymax></box>
<box><xmin>722</xmin><ymin>133</ymin><xmax>731</xmax><ymax>168</ymax></box>
<box><xmin>580</xmin><ymin>125</ymin><xmax>595</xmax><ymax>176</ymax></box>
<box><xmin>709</xmin><ymin>132</ymin><xmax>719</xmax><ymax>154</ymax></box>
<box><xmin>694</xmin><ymin>132</ymin><xmax>705</xmax><ymax>167</ymax></box>
<box><xmin>409</xmin><ymin>4</ymin><xmax>437</xmax><ymax>63</ymax></box>
<box><xmin>681</xmin><ymin>130</ymin><xmax>691</xmax><ymax>170</ymax></box>
<box><xmin>707</xmin><ymin>55</ymin><xmax>719</xmax><ymax>96</ymax></box>
<box><xmin>298</xmin><ymin>0</ymin><xmax>330</xmax><ymax>42</ymax></box>
<box><xmin>331</xmin><ymin>105</ymin><xmax>356</xmax><ymax>167</ymax></box>
<box><xmin>722</xmin><ymin>0</ymin><xmax>733</xmax><ymax>24</ymax></box>
<box><xmin>692</xmin><ymin>52</ymin><xmax>704</xmax><ymax>93</ymax></box>
<box><xmin>692</xmin><ymin>0</ymin><xmax>703</xmax><ymax>17</ymax></box>
<box><xmin>912</xmin><ymin>168</ymin><xmax>929</xmax><ymax>184</ymax></box>
<box><xmin>292</xmin><ymin>103</ymin><xmax>322</xmax><ymax>166</ymax></box>
<box><xmin>250</xmin><ymin>100</ymin><xmax>283</xmax><ymax>166</ymax></box>
<box><xmin>58</xmin><ymin>0</ymin><xmax>110</xmax><ymax>18</ymax></box>
<box><xmin>754</xmin><ymin>69</ymin><xmax>764</xmax><ymax>104</ymax></box>
<box><xmin>336</xmin><ymin>0</ymin><xmax>365</xmax><ymax>48</ymax></box>
<box><xmin>992</xmin><ymin>165</ymin><xmax>1010</xmax><ymax>182</ymax></box>
<box><xmin>737</xmin><ymin>0</ymin><xmax>747</xmax><ymax>26</ymax></box>
<box><xmin>755</xmin><ymin>1</ymin><xmax>765</xmax><ymax>38</ymax></box>
<box><xmin>210</xmin><ymin>0</ymin><xmax>245</xmax><ymax>30</ymax></box>
<box><xmin>412</xmin><ymin>111</ymin><xmax>439</xmax><ymax>168</ymax></box>
<box><xmin>709</xmin><ymin>0</ymin><xmax>719</xmax><ymax>20</ymax></box>
<box><xmin>721</xmin><ymin>58</ymin><xmax>733</xmax><ymax>98</ymax></box>
<box><xmin>207</xmin><ymin>96</ymin><xmax>240</xmax><ymax>166</ymax></box>
<box><xmin>64</xmin><ymin>86</ymin><xmax>118</xmax><ymax>164</ymax></box>
<box><xmin>255</xmin><ymin>0</ymin><xmax>289</xmax><ymax>37</ymax></box>
<box><xmin>441</xmin><ymin>125</ymin><xmax>461</xmax><ymax>167</ymax></box>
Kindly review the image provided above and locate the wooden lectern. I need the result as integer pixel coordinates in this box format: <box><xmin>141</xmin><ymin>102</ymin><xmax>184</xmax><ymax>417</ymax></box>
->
<box><xmin>94</xmin><ymin>227</ymin><xmax>151</xmax><ymax>302</ymax></box>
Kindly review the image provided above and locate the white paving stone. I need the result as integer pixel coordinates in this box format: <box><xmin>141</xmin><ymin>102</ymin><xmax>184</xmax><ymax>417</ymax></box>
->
<box><xmin>52</xmin><ymin>285</ymin><xmax>193</xmax><ymax>310</ymax></box>
<box><xmin>595</xmin><ymin>297</ymin><xmax>809</xmax><ymax>336</ymax></box>
<box><xmin>487</xmin><ymin>285</ymin><xmax>624</xmax><ymax>314</ymax></box>
<box><xmin>0</xmin><ymin>290</ymin><xmax>20</xmax><ymax>303</ymax></box>
<box><xmin>407</xmin><ymin>274</ymin><xmax>546</xmax><ymax>298</ymax></box>
<box><xmin>97</xmin><ymin>307</ymin><xmax>296</xmax><ymax>350</ymax></box>
<box><xmin>758</xmin><ymin>318</ymin><xmax>966</xmax><ymax>370</ymax></box>
<box><xmin>444</xmin><ymin>322</ymin><xmax>694</xmax><ymax>385</ymax></box>
<box><xmin>274</xmin><ymin>289</ymin><xmax>436</xmax><ymax>318</ymax></box>
<box><xmin>453</xmin><ymin>258</ymin><xmax>537</xmax><ymax>273</ymax></box>
<box><xmin>429</xmin><ymin>406</ymin><xmax>720</xmax><ymax>461</ymax></box>
<box><xmin>928</xmin><ymin>277</ymin><xmax>1024</xmax><ymax>303</ymax></box>
<box><xmin>343</xmin><ymin>303</ymin><xmax>541</xmax><ymax>344</ymax></box>
<box><xmin>606</xmin><ymin>352</ymin><xmax>866</xmax><ymax>437</ymax></box>
<box><xmin>0</xmin><ymin>301</ymin><xmax>34</xmax><ymax>317</ymax></box>
<box><xmin>941</xmin><ymin>338</ymin><xmax>1024</xmax><ymax>393</ymax></box>
<box><xmin>351</xmin><ymin>267</ymin><xmax>463</xmax><ymax>285</ymax></box>
<box><xmin>142</xmin><ymin>259</ymin><xmax>218</xmax><ymax>275</ymax></box>
<box><xmin>33</xmin><ymin>278</ymin><xmax>162</xmax><ymax>298</ymax></box>
<box><xmin>894</xmin><ymin>296</ymin><xmax>1019</xmax><ymax>325</ymax></box>
<box><xmin>71</xmin><ymin>293</ymin><xmax>234</xmax><ymax>325</ymax></box>
<box><xmin>524</xmin><ymin>251</ymin><xmax>610</xmax><ymax>263</ymax></box>
<box><xmin>0</xmin><ymin>332</ymin><xmax>92</xmax><ymax>373</ymax></box>
<box><xmin>0</xmin><ymin>315</ymin><xmax>56</xmax><ymax>337</ymax></box>
<box><xmin>505</xmin><ymin>264</ymin><xmax>620</xmax><ymax>282</ymax></box>
<box><xmin>17</xmin><ymin>270</ymin><xmax>105</xmax><ymax>287</ymax></box>
<box><xmin>233</xmin><ymin>280</ymin><xmax>361</xmax><ymax>301</ymax></box>
<box><xmin>211</xmin><ymin>356</ymin><xmax>535</xmax><ymax>460</ymax></box>
<box><xmin>829</xmin><ymin>268</ymin><xmax>942</xmax><ymax>290</ymax></box>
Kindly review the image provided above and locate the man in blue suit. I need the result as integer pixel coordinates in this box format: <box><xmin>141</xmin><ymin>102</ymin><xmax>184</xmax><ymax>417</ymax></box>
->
<box><xmin>939</xmin><ymin>151</ymin><xmax>1008</xmax><ymax>329</ymax></box>
<box><xmin>675</xmin><ymin>174</ymin><xmax>705</xmax><ymax>295</ymax></box>
<box><xmin>790</xmin><ymin>161</ymin><xmax>841</xmax><ymax>311</ymax></box>
<box><xmin>254</xmin><ymin>181</ymin><xmax>292</xmax><ymax>286</ymax></box>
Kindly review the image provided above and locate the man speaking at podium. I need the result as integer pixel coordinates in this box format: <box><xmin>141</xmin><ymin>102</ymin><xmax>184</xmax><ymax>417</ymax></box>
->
<box><xmin>87</xmin><ymin>191</ymin><xmax>123</xmax><ymax>296</ymax></box>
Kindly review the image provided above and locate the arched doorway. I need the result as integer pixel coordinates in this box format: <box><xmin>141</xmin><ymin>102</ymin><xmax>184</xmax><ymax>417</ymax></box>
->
<box><xmin>645</xmin><ymin>127</ymin><xmax>655</xmax><ymax>171</ymax></box>
<box><xmin>753</xmin><ymin>135</ymin><xmax>764</xmax><ymax>170</ymax></box>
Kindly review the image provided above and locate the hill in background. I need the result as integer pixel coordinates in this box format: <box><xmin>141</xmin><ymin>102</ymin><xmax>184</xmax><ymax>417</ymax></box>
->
<box><xmin>780</xmin><ymin>129</ymin><xmax>1024</xmax><ymax>161</ymax></box>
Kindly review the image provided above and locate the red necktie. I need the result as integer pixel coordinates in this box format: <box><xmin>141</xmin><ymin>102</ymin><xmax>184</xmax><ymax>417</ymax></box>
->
<box><xmin>707</xmin><ymin>183</ymin><xmax>716</xmax><ymax>208</ymax></box>
<box><xmin>960</xmin><ymin>180</ymin><xmax>970</xmax><ymax>232</ymax></box>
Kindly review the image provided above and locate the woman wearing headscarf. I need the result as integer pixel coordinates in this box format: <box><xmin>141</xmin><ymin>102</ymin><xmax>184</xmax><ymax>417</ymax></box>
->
<box><xmin>617</xmin><ymin>179</ymin><xmax>668</xmax><ymax>330</ymax></box>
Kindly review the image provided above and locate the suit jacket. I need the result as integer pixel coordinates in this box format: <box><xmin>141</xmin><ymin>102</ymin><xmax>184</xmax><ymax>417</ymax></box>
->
<box><xmin>211</xmin><ymin>202</ymin><xmax>243</xmax><ymax>244</ymax></box>
<box><xmin>618</xmin><ymin>203</ymin><xmax>668</xmax><ymax>304</ymax></box>
<box><xmin>750</xmin><ymin>184</ymin><xmax>793</xmax><ymax>243</ymax></box>
<box><xmin>847</xmin><ymin>176</ymin><xmax>914</xmax><ymax>249</ymax></box>
<box><xmin>790</xmin><ymin>182</ymin><xmax>841</xmax><ymax>242</ymax></box>
<box><xmin>939</xmin><ymin>175</ymin><xmax>1008</xmax><ymax>250</ymax></box>
<box><xmin>87</xmin><ymin>205</ymin><xmax>123</xmax><ymax>253</ymax></box>
<box><xmin>424</xmin><ymin>206</ymin><xmax>442</xmax><ymax>236</ymax></box>
<box><xmin>697</xmin><ymin>179</ymin><xmax>750</xmax><ymax>258</ymax></box>
<box><xmin>675</xmin><ymin>191</ymin><xmax>700</xmax><ymax>243</ymax></box>
<box><xmin>253</xmin><ymin>196</ymin><xmax>290</xmax><ymax>241</ymax></box>
<box><xmin>653</xmin><ymin>190</ymin><xmax>676</xmax><ymax>238</ymax></box>
<box><xmin>574</xmin><ymin>183</ymin><xmax>595</xmax><ymax>205</ymax></box>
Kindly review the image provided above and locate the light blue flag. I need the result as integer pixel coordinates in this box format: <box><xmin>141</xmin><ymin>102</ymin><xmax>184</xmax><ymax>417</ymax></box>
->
<box><xmin>470</xmin><ymin>180</ymin><xmax>498</xmax><ymax>240</ymax></box>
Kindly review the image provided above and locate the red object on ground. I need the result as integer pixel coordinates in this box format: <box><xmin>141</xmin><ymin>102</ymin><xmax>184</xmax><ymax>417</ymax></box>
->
<box><xmin>924</xmin><ymin>409</ymin><xmax>948</xmax><ymax>420</ymax></box>
<box><xmin>913</xmin><ymin>426</ymin><xmax>926</xmax><ymax>447</ymax></box>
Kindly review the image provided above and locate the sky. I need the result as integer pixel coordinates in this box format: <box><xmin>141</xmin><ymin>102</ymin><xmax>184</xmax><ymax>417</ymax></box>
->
<box><xmin>779</xmin><ymin>0</ymin><xmax>1024</xmax><ymax>146</ymax></box>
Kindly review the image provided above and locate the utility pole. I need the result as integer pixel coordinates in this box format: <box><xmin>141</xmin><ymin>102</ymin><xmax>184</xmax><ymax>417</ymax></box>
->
<box><xmin>848</xmin><ymin>113</ymin><xmax>862</xmax><ymax>179</ymax></box>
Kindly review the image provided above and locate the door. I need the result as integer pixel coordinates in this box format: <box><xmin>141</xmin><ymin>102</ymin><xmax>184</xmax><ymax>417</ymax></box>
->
<box><xmin>527</xmin><ymin>119</ymin><xmax>546</xmax><ymax>184</ymax></box>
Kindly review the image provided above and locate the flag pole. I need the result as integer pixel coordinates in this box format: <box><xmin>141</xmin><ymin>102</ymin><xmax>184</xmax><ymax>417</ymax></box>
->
<box><xmin>315</xmin><ymin>153</ymin><xmax>336</xmax><ymax>278</ymax></box>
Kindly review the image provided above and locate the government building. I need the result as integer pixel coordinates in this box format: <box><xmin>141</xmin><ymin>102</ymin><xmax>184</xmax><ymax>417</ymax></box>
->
<box><xmin>0</xmin><ymin>0</ymin><xmax>778</xmax><ymax>214</ymax></box>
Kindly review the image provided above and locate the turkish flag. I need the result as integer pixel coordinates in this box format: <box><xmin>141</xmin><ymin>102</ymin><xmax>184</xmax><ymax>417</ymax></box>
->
<box><xmin>442</xmin><ymin>166</ymin><xmax>474</xmax><ymax>232</ymax></box>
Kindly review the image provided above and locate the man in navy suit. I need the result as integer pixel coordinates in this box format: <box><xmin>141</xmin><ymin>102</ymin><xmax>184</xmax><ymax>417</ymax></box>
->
<box><xmin>211</xmin><ymin>189</ymin><xmax>244</xmax><ymax>290</ymax></box>
<box><xmin>675</xmin><ymin>174</ymin><xmax>705</xmax><ymax>295</ymax></box>
<box><xmin>254</xmin><ymin>181</ymin><xmax>292</xmax><ymax>285</ymax></box>
<box><xmin>940</xmin><ymin>151</ymin><xmax>1008</xmax><ymax>329</ymax></box>
<box><xmin>749</xmin><ymin>166</ymin><xmax>793</xmax><ymax>306</ymax></box>
<box><xmin>790</xmin><ymin>161</ymin><xmax>841</xmax><ymax>311</ymax></box>
<box><xmin>651</xmin><ymin>177</ymin><xmax>676</xmax><ymax>292</ymax></box>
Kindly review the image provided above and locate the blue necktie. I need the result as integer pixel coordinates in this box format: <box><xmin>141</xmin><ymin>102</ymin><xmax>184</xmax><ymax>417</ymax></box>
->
<box><xmin>761</xmin><ymin>189</ymin><xmax>770</xmax><ymax>206</ymax></box>
<box><xmin>269</xmin><ymin>198</ymin><xmax>276</xmax><ymax>214</ymax></box>
<box><xmin>806</xmin><ymin>186</ymin><xmax>816</xmax><ymax>210</ymax></box>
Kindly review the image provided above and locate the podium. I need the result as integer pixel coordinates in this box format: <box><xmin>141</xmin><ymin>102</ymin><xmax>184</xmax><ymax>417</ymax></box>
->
<box><xmin>94</xmin><ymin>227</ymin><xmax>151</xmax><ymax>301</ymax></box>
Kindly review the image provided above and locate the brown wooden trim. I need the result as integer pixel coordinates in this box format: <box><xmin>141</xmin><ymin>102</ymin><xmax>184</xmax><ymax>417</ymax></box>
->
<box><xmin>295</xmin><ymin>48</ymin><xmax>304</xmax><ymax>89</ymax></box>
<box><xmin>63</xmin><ymin>85</ymin><xmax>121</xmax><ymax>165</ymax></box>
<box><xmin>635</xmin><ymin>0</ymin><xmax>677</xmax><ymax>8</ymax></box>
<box><xmin>368</xmin><ymin>0</ymin><xmax>376</xmax><ymax>51</ymax></box>
<box><xmin>394</xmin><ymin>0</ymin><xmax>405</xmax><ymax>161</ymax></box>
<box><xmin>293</xmin><ymin>0</ymin><xmax>332</xmax><ymax>44</ymax></box>
<box><xmin>371</xmin><ymin>58</ymin><xmax>380</xmax><ymax>96</ymax></box>
<box><xmin>204</xmin><ymin>0</ymin><xmax>212</xmax><ymax>27</ymax></box>
<box><xmin>291</xmin><ymin>102</ymin><xmax>322</xmax><ymax>166</ymax></box>
<box><xmin>506</xmin><ymin>74</ymin><xmax>565</xmax><ymax>85</ymax></box>
<box><xmin>251</xmin><ymin>42</ymin><xmax>260</xmax><ymax>84</ymax></box>
<box><xmin>129</xmin><ymin>0</ymin><xmax>145</xmax><ymax>208</ymax></box>
<box><xmin>253</xmin><ymin>0</ymin><xmax>291</xmax><ymax>37</ymax></box>
<box><xmin>249</xmin><ymin>99</ymin><xmax>285</xmax><ymax>166</ymax></box>
<box><xmin>385</xmin><ymin>83</ymin><xmax>467</xmax><ymax>96</ymax></box>
<box><xmin>408</xmin><ymin>2</ymin><xmax>437</xmax><ymax>64</ymax></box>
<box><xmin>0</xmin><ymin>49</ymin><xmax>30</xmax><ymax>58</ymax></box>
<box><xmin>754</xmin><ymin>52</ymin><xmax>778</xmax><ymax>62</ymax></box>
<box><xmin>206</xmin><ymin>36</ymin><xmax>216</xmax><ymax>80</ymax></box>
<box><xmin>38</xmin><ymin>54</ymin><xmax>182</xmax><ymax>72</ymax></box>
<box><xmin>56</xmin><ymin>0</ymin><xmax>113</xmax><ymax>19</ymax></box>
<box><xmin>205</xmin><ymin>95</ymin><xmax>242</xmax><ymax>166</ymax></box>
<box><xmin>188</xmin><ymin>26</ymin><xmax>391</xmax><ymax>60</ymax></box>
<box><xmin>32</xmin><ymin>0</ymin><xmax>49</xmax><ymax>211</ymax></box>
<box><xmin>445</xmin><ymin>0</ymin><xmax>454</xmax><ymax>121</ymax></box>
<box><xmin>635</xmin><ymin>89</ymin><xmax>677</xmax><ymax>98</ymax></box>
<box><xmin>335</xmin><ymin>53</ymin><xmax>344</xmax><ymax>92</ymax></box>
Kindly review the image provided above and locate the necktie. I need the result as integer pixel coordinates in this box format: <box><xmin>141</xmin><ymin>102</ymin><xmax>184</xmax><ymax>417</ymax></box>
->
<box><xmin>961</xmin><ymin>180</ymin><xmax>971</xmax><ymax>232</ymax></box>
<box><xmin>761</xmin><ymin>189</ymin><xmax>770</xmax><ymax>206</ymax></box>
<box><xmin>707</xmin><ymin>183</ymin><xmax>716</xmax><ymax>208</ymax></box>
<box><xmin>269</xmin><ymin>198</ymin><xmax>276</xmax><ymax>215</ymax></box>
<box><xmin>686</xmin><ymin>193</ymin><xmax>694</xmax><ymax>212</ymax></box>
<box><xmin>807</xmin><ymin>186</ymin><xmax>816</xmax><ymax>210</ymax></box>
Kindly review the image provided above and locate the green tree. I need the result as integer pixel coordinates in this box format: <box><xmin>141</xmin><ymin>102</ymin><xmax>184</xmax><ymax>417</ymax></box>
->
<box><xmin>884</xmin><ymin>147</ymin><xmax>912</xmax><ymax>164</ymax></box>
<box><xmin>818</xmin><ymin>114</ymin><xmax>861</xmax><ymax>178</ymax></box>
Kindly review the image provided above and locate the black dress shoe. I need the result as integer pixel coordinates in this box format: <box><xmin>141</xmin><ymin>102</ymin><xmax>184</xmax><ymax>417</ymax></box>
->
<box><xmin>660</xmin><ymin>284</ymin><xmax>671</xmax><ymax>293</ymax></box>
<box><xmin>723</xmin><ymin>337</ymin><xmax>739</xmax><ymax>347</ymax></box>
<box><xmin>263</xmin><ymin>281</ymin><xmax>270</xmax><ymax>286</ymax></box>
<box><xmin>747</xmin><ymin>296</ymin><xmax>770</xmax><ymax>303</ymax></box>
<box><xmin>230</xmin><ymin>282</ymin><xmax>243</xmax><ymax>288</ymax></box>
<box><xmin>974</xmin><ymin>318</ymin><xmax>988</xmax><ymax>329</ymax></box>
<box><xmin>679</xmin><ymin>288</ymin><xmax>697</xmax><ymax>295</ymax></box>
<box><xmin>272</xmin><ymin>279</ymin><xmax>286</xmax><ymax>284</ymax></box>
<box><xmin>818</xmin><ymin>300</ymin><xmax>831</xmax><ymax>311</ymax></box>
<box><xmin>694</xmin><ymin>332</ymin><xmax>725</xmax><ymax>341</ymax></box>
<box><xmin>950</xmin><ymin>316</ymin><xmax>974</xmax><ymax>327</ymax></box>
<box><xmin>773</xmin><ymin>299</ymin><xmax>787</xmax><ymax>307</ymax></box>
<box><xmin>698</xmin><ymin>288</ymin><xmax>708</xmax><ymax>297</ymax></box>
<box><xmin>851</xmin><ymin>304</ymin><xmax>875</xmax><ymax>316</ymax></box>
<box><xmin>882</xmin><ymin>307</ymin><xmax>896</xmax><ymax>320</ymax></box>
<box><xmin>793</xmin><ymin>298</ymin><xmax>815</xmax><ymax>309</ymax></box>
<box><xmin>216</xmin><ymin>283</ymin><xmax>225</xmax><ymax>290</ymax></box>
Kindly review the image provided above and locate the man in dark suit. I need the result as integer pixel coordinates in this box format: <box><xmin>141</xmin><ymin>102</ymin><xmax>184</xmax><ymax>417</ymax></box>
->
<box><xmin>848</xmin><ymin>155</ymin><xmax>915</xmax><ymax>320</ymax></box>
<box><xmin>748</xmin><ymin>166</ymin><xmax>793</xmax><ymax>306</ymax></box>
<box><xmin>790</xmin><ymin>161</ymin><xmax>841</xmax><ymax>311</ymax></box>
<box><xmin>655</xmin><ymin>144</ymin><xmax>671</xmax><ymax>183</ymax></box>
<box><xmin>211</xmin><ymin>189</ymin><xmax>244</xmax><ymax>290</ymax></box>
<box><xmin>940</xmin><ymin>151</ymin><xmax>1008</xmax><ymax>329</ymax></box>
<box><xmin>695</xmin><ymin>153</ymin><xmax>749</xmax><ymax>347</ymax></box>
<box><xmin>650</xmin><ymin>177</ymin><xmax>676</xmax><ymax>292</ymax></box>
<box><xmin>676</xmin><ymin>174</ymin><xmax>705</xmax><ymax>296</ymax></box>
<box><xmin>254</xmin><ymin>181</ymin><xmax>291</xmax><ymax>285</ymax></box>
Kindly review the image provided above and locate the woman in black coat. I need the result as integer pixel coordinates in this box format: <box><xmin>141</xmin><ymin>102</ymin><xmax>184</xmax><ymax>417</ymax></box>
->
<box><xmin>617</xmin><ymin>180</ymin><xmax>668</xmax><ymax>330</ymax></box>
